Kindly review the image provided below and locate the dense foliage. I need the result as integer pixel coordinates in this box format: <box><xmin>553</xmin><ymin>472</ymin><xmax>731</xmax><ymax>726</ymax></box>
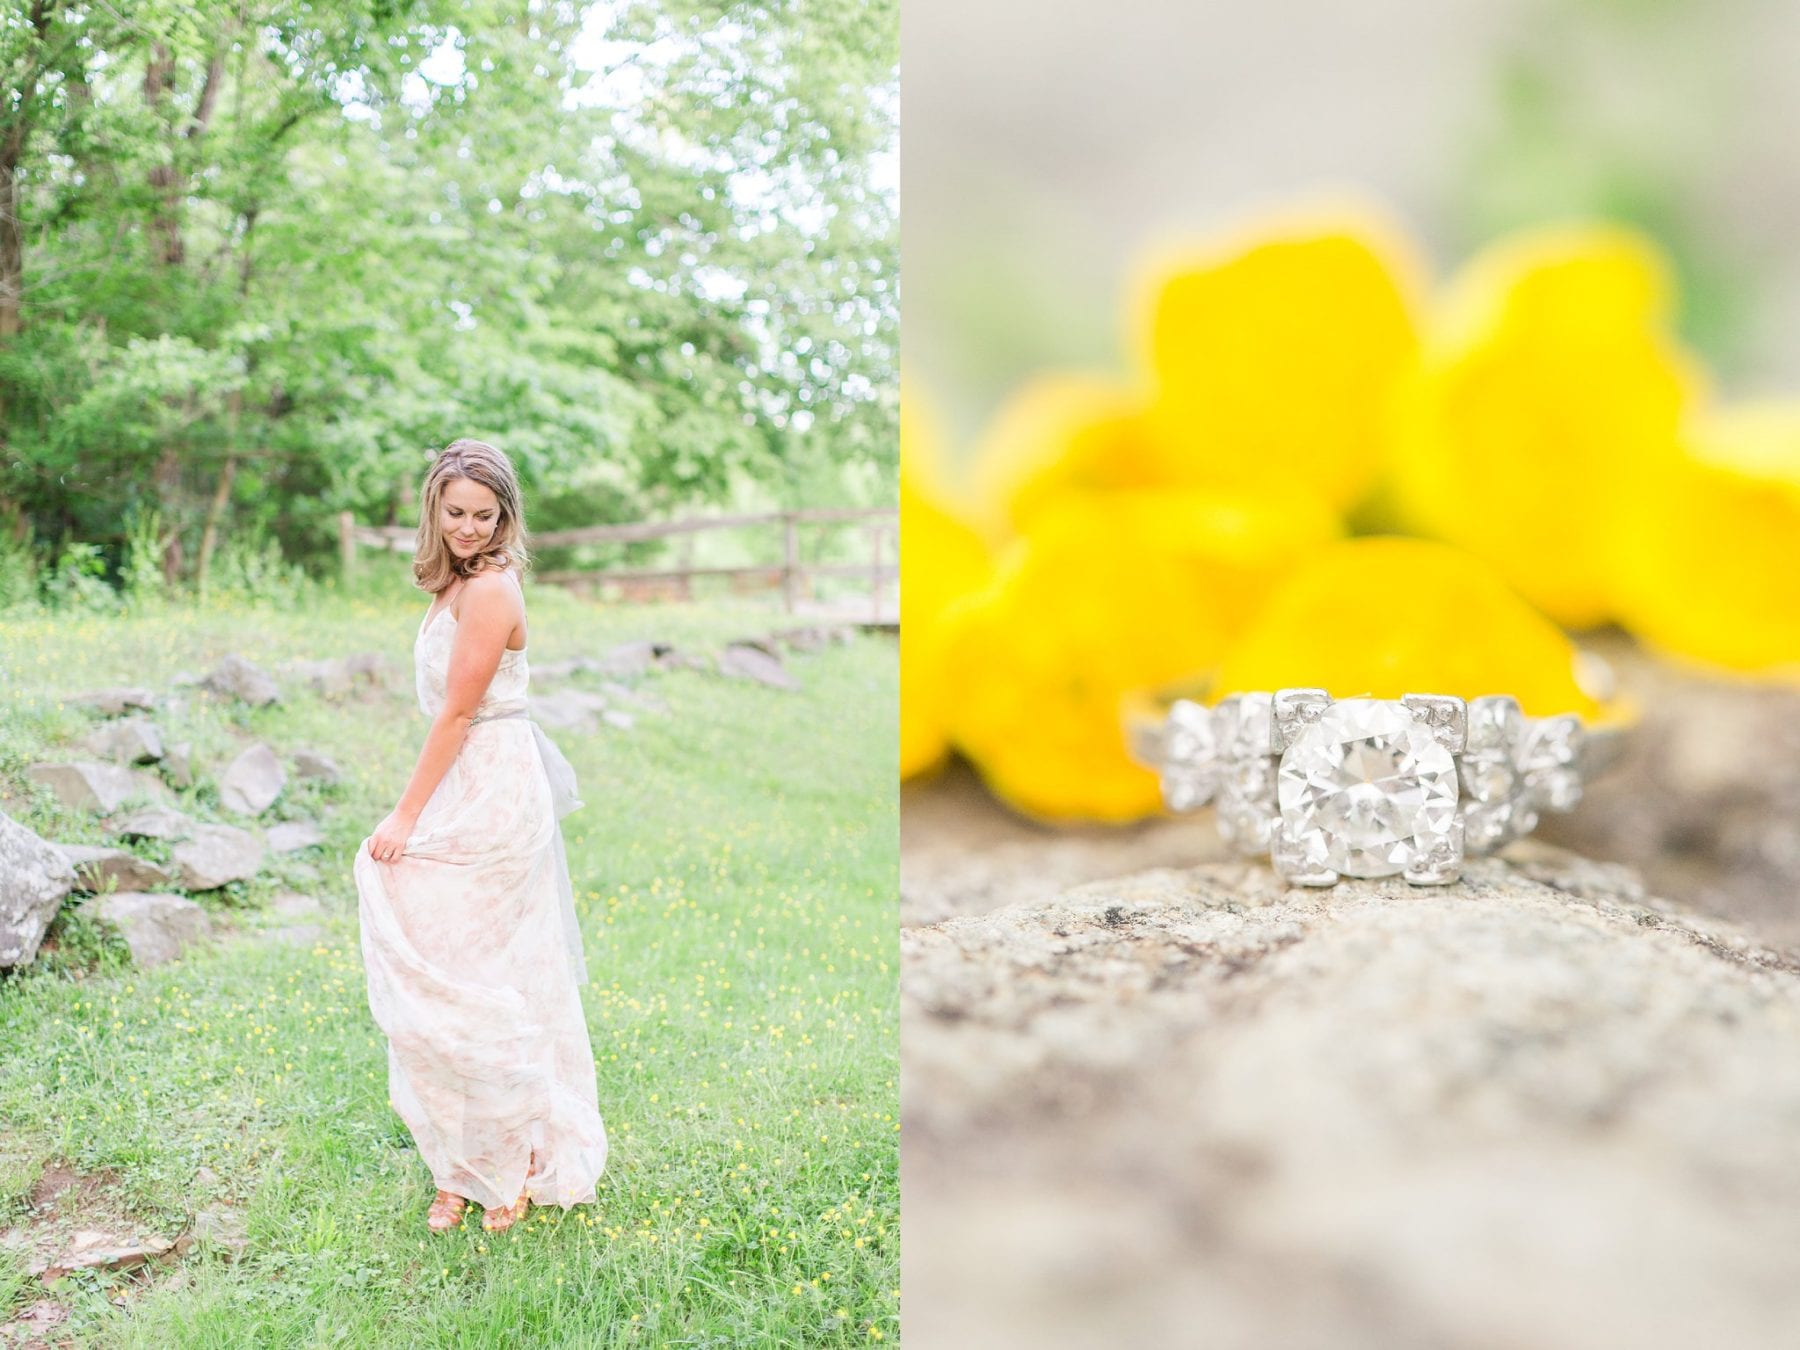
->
<box><xmin>0</xmin><ymin>0</ymin><xmax>898</xmax><ymax>589</ymax></box>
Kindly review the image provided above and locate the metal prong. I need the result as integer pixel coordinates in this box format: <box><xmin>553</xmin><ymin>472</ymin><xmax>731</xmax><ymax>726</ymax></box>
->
<box><xmin>1402</xmin><ymin>693</ymin><xmax>1467</xmax><ymax>753</ymax></box>
<box><xmin>1403</xmin><ymin>820</ymin><xmax>1464</xmax><ymax>886</ymax></box>
<box><xmin>1272</xmin><ymin>822</ymin><xmax>1338</xmax><ymax>887</ymax></box>
<box><xmin>1271</xmin><ymin>688</ymin><xmax>1331</xmax><ymax>752</ymax></box>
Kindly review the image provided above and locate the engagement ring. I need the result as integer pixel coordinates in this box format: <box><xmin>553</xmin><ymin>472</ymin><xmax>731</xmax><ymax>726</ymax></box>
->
<box><xmin>1129</xmin><ymin>689</ymin><xmax>1627</xmax><ymax>886</ymax></box>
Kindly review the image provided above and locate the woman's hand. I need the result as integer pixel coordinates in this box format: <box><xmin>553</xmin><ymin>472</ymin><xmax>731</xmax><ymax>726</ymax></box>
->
<box><xmin>366</xmin><ymin>809</ymin><xmax>418</xmax><ymax>864</ymax></box>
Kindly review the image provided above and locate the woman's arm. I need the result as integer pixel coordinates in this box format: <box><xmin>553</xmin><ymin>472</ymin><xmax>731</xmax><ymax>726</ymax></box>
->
<box><xmin>391</xmin><ymin>573</ymin><xmax>522</xmax><ymax>822</ymax></box>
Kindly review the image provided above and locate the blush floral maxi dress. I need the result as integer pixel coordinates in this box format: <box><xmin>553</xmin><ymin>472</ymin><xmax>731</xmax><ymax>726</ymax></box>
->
<box><xmin>353</xmin><ymin>591</ymin><xmax>608</xmax><ymax>1213</ymax></box>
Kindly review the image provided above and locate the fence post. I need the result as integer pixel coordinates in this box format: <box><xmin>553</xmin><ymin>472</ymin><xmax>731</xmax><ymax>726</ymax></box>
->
<box><xmin>338</xmin><ymin>511</ymin><xmax>356</xmax><ymax>579</ymax></box>
<box><xmin>782</xmin><ymin>511</ymin><xmax>799</xmax><ymax>614</ymax></box>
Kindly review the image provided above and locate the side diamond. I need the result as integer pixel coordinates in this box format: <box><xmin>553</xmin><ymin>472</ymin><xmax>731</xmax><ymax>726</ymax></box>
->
<box><xmin>1159</xmin><ymin>699</ymin><xmax>1217</xmax><ymax>813</ymax></box>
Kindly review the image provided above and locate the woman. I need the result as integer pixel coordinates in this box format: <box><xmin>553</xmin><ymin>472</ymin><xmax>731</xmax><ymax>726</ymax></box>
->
<box><xmin>354</xmin><ymin>438</ymin><xmax>608</xmax><ymax>1235</ymax></box>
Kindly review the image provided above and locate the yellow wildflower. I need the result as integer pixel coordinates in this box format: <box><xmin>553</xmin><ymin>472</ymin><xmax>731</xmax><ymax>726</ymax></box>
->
<box><xmin>901</xmin><ymin>394</ymin><xmax>992</xmax><ymax>779</ymax></box>
<box><xmin>966</xmin><ymin>375</ymin><xmax>1163</xmax><ymax>536</ymax></box>
<box><xmin>1132</xmin><ymin>200</ymin><xmax>1425</xmax><ymax>512</ymax></box>
<box><xmin>943</xmin><ymin>488</ymin><xmax>1338</xmax><ymax>820</ymax></box>
<box><xmin>1216</xmin><ymin>537</ymin><xmax>1601</xmax><ymax>718</ymax></box>
<box><xmin>1387</xmin><ymin>222</ymin><xmax>1704</xmax><ymax>628</ymax></box>
<box><xmin>1610</xmin><ymin>402</ymin><xmax>1800</xmax><ymax>674</ymax></box>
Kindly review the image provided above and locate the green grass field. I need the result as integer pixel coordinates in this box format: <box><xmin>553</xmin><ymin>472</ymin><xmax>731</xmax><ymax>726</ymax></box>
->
<box><xmin>0</xmin><ymin>569</ymin><xmax>898</xmax><ymax>1347</ymax></box>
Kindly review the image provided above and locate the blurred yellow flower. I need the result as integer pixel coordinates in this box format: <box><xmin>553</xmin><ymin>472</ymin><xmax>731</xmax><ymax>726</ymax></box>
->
<box><xmin>900</xmin><ymin>395</ymin><xmax>992</xmax><ymax>779</ymax></box>
<box><xmin>1132</xmin><ymin>202</ymin><xmax>1425</xmax><ymax>512</ymax></box>
<box><xmin>1388</xmin><ymin>223</ymin><xmax>1705</xmax><ymax>629</ymax></box>
<box><xmin>942</xmin><ymin>489</ymin><xmax>1339</xmax><ymax>820</ymax></box>
<box><xmin>1610</xmin><ymin>402</ymin><xmax>1800</xmax><ymax>674</ymax></box>
<box><xmin>1216</xmin><ymin>536</ymin><xmax>1601</xmax><ymax>719</ymax></box>
<box><xmin>965</xmin><ymin>374</ymin><xmax>1162</xmax><ymax>536</ymax></box>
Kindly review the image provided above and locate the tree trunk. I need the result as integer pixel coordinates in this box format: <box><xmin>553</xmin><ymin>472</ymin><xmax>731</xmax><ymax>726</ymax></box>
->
<box><xmin>195</xmin><ymin>390</ymin><xmax>243</xmax><ymax>594</ymax></box>
<box><xmin>154</xmin><ymin>445</ymin><xmax>184</xmax><ymax>584</ymax></box>
<box><xmin>143</xmin><ymin>43</ymin><xmax>184</xmax><ymax>266</ymax></box>
<box><xmin>0</xmin><ymin>1</ymin><xmax>53</xmax><ymax>340</ymax></box>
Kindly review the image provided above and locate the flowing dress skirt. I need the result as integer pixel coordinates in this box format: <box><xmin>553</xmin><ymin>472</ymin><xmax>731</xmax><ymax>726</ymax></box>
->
<box><xmin>354</xmin><ymin>717</ymin><xmax>607</xmax><ymax>1211</ymax></box>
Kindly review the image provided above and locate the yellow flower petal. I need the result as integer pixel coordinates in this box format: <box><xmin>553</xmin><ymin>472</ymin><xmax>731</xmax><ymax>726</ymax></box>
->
<box><xmin>1216</xmin><ymin>536</ymin><xmax>1600</xmax><ymax>718</ymax></box>
<box><xmin>1134</xmin><ymin>200</ymin><xmax>1425</xmax><ymax>512</ymax></box>
<box><xmin>901</xmin><ymin>396</ymin><xmax>992</xmax><ymax>779</ymax></box>
<box><xmin>1610</xmin><ymin>403</ymin><xmax>1800</xmax><ymax>675</ymax></box>
<box><xmin>1388</xmin><ymin>222</ymin><xmax>1704</xmax><ymax>628</ymax></box>
<box><xmin>943</xmin><ymin>489</ymin><xmax>1339</xmax><ymax>820</ymax></box>
<box><xmin>966</xmin><ymin>374</ymin><xmax>1162</xmax><ymax>536</ymax></box>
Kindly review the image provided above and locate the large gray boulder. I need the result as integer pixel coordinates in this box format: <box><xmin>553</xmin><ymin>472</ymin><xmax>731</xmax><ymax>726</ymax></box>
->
<box><xmin>169</xmin><ymin>823</ymin><xmax>264</xmax><ymax>890</ymax></box>
<box><xmin>218</xmin><ymin>742</ymin><xmax>284</xmax><ymax>816</ymax></box>
<box><xmin>902</xmin><ymin>846</ymin><xmax>1800</xmax><ymax>1350</ymax></box>
<box><xmin>1</xmin><ymin>811</ymin><xmax>77</xmax><ymax>968</ymax></box>
<box><xmin>75</xmin><ymin>891</ymin><xmax>212</xmax><ymax>968</ymax></box>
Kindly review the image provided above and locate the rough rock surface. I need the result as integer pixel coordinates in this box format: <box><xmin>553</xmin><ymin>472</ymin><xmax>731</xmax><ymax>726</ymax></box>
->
<box><xmin>200</xmin><ymin>654</ymin><xmax>280</xmax><ymax>707</ymax></box>
<box><xmin>26</xmin><ymin>761</ymin><xmax>157</xmax><ymax>814</ymax></box>
<box><xmin>81</xmin><ymin>716</ymin><xmax>164</xmax><ymax>764</ymax></box>
<box><xmin>291</xmin><ymin>749</ymin><xmax>341</xmax><ymax>784</ymax></box>
<box><xmin>169</xmin><ymin>823</ymin><xmax>263</xmax><ymax>890</ymax></box>
<box><xmin>901</xmin><ymin>843</ymin><xmax>1800</xmax><ymax>1350</ymax></box>
<box><xmin>75</xmin><ymin>891</ymin><xmax>212</xmax><ymax>968</ymax></box>
<box><xmin>0</xmin><ymin>811</ymin><xmax>76</xmax><ymax>968</ymax></box>
<box><xmin>1537</xmin><ymin>640</ymin><xmax>1800</xmax><ymax>948</ymax></box>
<box><xmin>108</xmin><ymin>806</ymin><xmax>197</xmax><ymax>841</ymax></box>
<box><xmin>719</xmin><ymin>641</ymin><xmax>800</xmax><ymax>690</ymax></box>
<box><xmin>218</xmin><ymin>741</ymin><xmax>285</xmax><ymax>815</ymax></box>
<box><xmin>68</xmin><ymin>687</ymin><xmax>156</xmax><ymax>716</ymax></box>
<box><xmin>163</xmin><ymin>741</ymin><xmax>194</xmax><ymax>789</ymax></box>
<box><xmin>902</xmin><ymin>761</ymin><xmax>1220</xmax><ymax>927</ymax></box>
<box><xmin>56</xmin><ymin>844</ymin><xmax>174</xmax><ymax>894</ymax></box>
<box><xmin>264</xmin><ymin>820</ymin><xmax>323</xmax><ymax>854</ymax></box>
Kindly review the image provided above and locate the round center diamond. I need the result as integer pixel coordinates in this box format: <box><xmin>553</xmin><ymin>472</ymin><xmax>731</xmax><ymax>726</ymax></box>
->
<box><xmin>1277</xmin><ymin>699</ymin><xmax>1459</xmax><ymax>879</ymax></box>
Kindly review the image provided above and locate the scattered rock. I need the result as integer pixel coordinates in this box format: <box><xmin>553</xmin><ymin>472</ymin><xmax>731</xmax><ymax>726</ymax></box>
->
<box><xmin>719</xmin><ymin>642</ymin><xmax>801</xmax><ymax>691</ymax></box>
<box><xmin>270</xmin><ymin>891</ymin><xmax>322</xmax><ymax>919</ymax></box>
<box><xmin>56</xmin><ymin>844</ymin><xmax>175</xmax><ymax>894</ymax></box>
<box><xmin>594</xmin><ymin>640</ymin><xmax>666</xmax><ymax>677</ymax></box>
<box><xmin>169</xmin><ymin>824</ymin><xmax>264</xmax><ymax>890</ymax></box>
<box><xmin>82</xmin><ymin>716</ymin><xmax>164</xmax><ymax>764</ymax></box>
<box><xmin>108</xmin><ymin>806</ymin><xmax>197</xmax><ymax>840</ymax></box>
<box><xmin>265</xmin><ymin>820</ymin><xmax>323</xmax><ymax>854</ymax></box>
<box><xmin>172</xmin><ymin>1204</ymin><xmax>248</xmax><ymax>1261</ymax></box>
<box><xmin>530</xmin><ymin>688</ymin><xmax>611</xmax><ymax>734</ymax></box>
<box><xmin>768</xmin><ymin>623</ymin><xmax>856</xmax><ymax>652</ymax></box>
<box><xmin>74</xmin><ymin>892</ymin><xmax>211</xmax><ymax>969</ymax></box>
<box><xmin>200</xmin><ymin>654</ymin><xmax>279</xmax><ymax>707</ymax></box>
<box><xmin>26</xmin><ymin>760</ymin><xmax>154</xmax><ymax>814</ymax></box>
<box><xmin>285</xmin><ymin>657</ymin><xmax>354</xmax><ymax>698</ymax></box>
<box><xmin>341</xmin><ymin>651</ymin><xmax>387</xmax><ymax>684</ymax></box>
<box><xmin>68</xmin><ymin>687</ymin><xmax>156</xmax><ymax>716</ymax></box>
<box><xmin>33</xmin><ymin>1227</ymin><xmax>178</xmax><ymax>1280</ymax></box>
<box><xmin>602</xmin><ymin>709</ymin><xmax>635</xmax><ymax>731</ymax></box>
<box><xmin>291</xmin><ymin>749</ymin><xmax>341</xmax><ymax>785</ymax></box>
<box><xmin>1</xmin><ymin>811</ymin><xmax>77</xmax><ymax>969</ymax></box>
<box><xmin>218</xmin><ymin>742</ymin><xmax>284</xmax><ymax>816</ymax></box>
<box><xmin>163</xmin><ymin>741</ymin><xmax>194</xmax><ymax>789</ymax></box>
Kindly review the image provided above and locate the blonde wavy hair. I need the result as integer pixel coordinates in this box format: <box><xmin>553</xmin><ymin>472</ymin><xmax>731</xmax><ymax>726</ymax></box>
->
<box><xmin>411</xmin><ymin>438</ymin><xmax>533</xmax><ymax>594</ymax></box>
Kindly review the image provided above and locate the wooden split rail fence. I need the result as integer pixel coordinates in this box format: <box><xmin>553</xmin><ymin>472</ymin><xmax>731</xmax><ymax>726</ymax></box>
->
<box><xmin>339</xmin><ymin>507</ymin><xmax>897</xmax><ymax>621</ymax></box>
